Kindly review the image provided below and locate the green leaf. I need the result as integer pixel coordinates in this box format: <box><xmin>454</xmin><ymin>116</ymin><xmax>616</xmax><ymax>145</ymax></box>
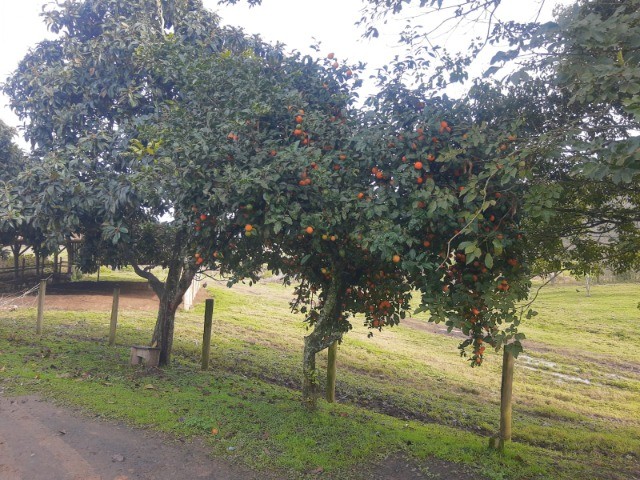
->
<box><xmin>484</xmin><ymin>253</ymin><xmax>494</xmax><ymax>269</ymax></box>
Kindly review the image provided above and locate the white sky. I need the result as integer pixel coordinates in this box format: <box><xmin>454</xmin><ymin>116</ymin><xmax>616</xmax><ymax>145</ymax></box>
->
<box><xmin>0</xmin><ymin>0</ymin><xmax>569</xmax><ymax>148</ymax></box>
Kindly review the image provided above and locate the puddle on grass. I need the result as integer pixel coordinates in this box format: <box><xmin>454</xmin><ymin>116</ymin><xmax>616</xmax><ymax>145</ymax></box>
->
<box><xmin>520</xmin><ymin>365</ymin><xmax>592</xmax><ymax>384</ymax></box>
<box><xmin>519</xmin><ymin>355</ymin><xmax>594</xmax><ymax>385</ymax></box>
<box><xmin>519</xmin><ymin>355</ymin><xmax>558</xmax><ymax>370</ymax></box>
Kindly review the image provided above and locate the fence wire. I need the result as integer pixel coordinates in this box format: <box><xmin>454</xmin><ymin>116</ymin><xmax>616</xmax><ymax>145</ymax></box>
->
<box><xmin>0</xmin><ymin>278</ymin><xmax>48</xmax><ymax>311</ymax></box>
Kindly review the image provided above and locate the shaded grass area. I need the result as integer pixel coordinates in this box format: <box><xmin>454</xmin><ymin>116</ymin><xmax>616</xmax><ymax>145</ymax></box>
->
<box><xmin>0</xmin><ymin>280</ymin><xmax>639</xmax><ymax>479</ymax></box>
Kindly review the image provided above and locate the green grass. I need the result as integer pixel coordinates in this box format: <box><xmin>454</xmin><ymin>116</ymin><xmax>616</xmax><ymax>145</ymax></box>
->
<box><xmin>1</xmin><ymin>279</ymin><xmax>639</xmax><ymax>479</ymax></box>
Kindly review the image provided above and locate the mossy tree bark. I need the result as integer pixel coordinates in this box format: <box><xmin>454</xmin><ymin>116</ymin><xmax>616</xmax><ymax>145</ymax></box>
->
<box><xmin>302</xmin><ymin>272</ymin><xmax>344</xmax><ymax>410</ymax></box>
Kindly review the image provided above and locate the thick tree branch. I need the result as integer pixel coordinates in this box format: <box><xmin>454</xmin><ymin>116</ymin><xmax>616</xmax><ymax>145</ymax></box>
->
<box><xmin>128</xmin><ymin>257</ymin><xmax>165</xmax><ymax>297</ymax></box>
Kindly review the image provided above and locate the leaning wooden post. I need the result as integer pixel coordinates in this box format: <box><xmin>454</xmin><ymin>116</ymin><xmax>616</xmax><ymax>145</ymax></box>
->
<box><xmin>108</xmin><ymin>286</ymin><xmax>120</xmax><ymax>346</ymax></box>
<box><xmin>36</xmin><ymin>279</ymin><xmax>47</xmax><ymax>334</ymax></box>
<box><xmin>490</xmin><ymin>347</ymin><xmax>515</xmax><ymax>450</ymax></box>
<box><xmin>326</xmin><ymin>341</ymin><xmax>338</xmax><ymax>403</ymax></box>
<box><xmin>201</xmin><ymin>299</ymin><xmax>214</xmax><ymax>370</ymax></box>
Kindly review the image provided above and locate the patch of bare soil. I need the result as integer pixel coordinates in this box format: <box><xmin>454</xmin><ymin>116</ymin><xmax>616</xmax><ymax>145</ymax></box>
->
<box><xmin>0</xmin><ymin>395</ymin><xmax>273</xmax><ymax>480</ymax></box>
<box><xmin>5</xmin><ymin>281</ymin><xmax>211</xmax><ymax>312</ymax></box>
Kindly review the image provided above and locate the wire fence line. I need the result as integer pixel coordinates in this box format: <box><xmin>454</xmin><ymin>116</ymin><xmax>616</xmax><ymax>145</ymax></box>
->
<box><xmin>0</xmin><ymin>278</ymin><xmax>45</xmax><ymax>310</ymax></box>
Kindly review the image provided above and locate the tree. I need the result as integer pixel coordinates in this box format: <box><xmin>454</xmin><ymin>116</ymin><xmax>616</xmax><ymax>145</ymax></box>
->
<box><xmin>169</xmin><ymin>44</ymin><xmax>533</xmax><ymax>408</ymax></box>
<box><xmin>2</xmin><ymin>0</ymin><xmax>316</xmax><ymax>365</ymax></box>
<box><xmin>216</xmin><ymin>0</ymin><xmax>640</xmax><ymax>279</ymax></box>
<box><xmin>0</xmin><ymin>119</ymin><xmax>35</xmax><ymax>283</ymax></box>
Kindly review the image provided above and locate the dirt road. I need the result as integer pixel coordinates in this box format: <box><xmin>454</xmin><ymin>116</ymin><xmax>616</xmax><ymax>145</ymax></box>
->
<box><xmin>0</xmin><ymin>395</ymin><xmax>267</xmax><ymax>480</ymax></box>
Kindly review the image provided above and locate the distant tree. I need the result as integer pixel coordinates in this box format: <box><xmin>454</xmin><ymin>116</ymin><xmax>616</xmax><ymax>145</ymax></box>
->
<box><xmin>0</xmin><ymin>120</ymin><xmax>32</xmax><ymax>281</ymax></box>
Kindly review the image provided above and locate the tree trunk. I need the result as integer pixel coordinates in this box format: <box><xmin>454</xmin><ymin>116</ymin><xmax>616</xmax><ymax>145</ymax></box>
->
<box><xmin>301</xmin><ymin>272</ymin><xmax>344</xmax><ymax>410</ymax></box>
<box><xmin>153</xmin><ymin>293</ymin><xmax>178</xmax><ymax>367</ymax></box>
<box><xmin>35</xmin><ymin>246</ymin><xmax>41</xmax><ymax>277</ymax></box>
<box><xmin>66</xmin><ymin>241</ymin><xmax>74</xmax><ymax>274</ymax></box>
<box><xmin>149</xmin><ymin>256</ymin><xmax>197</xmax><ymax>367</ymax></box>
<box><xmin>302</xmin><ymin>335</ymin><xmax>318</xmax><ymax>408</ymax></box>
<box><xmin>585</xmin><ymin>274</ymin><xmax>591</xmax><ymax>297</ymax></box>
<box><xmin>12</xmin><ymin>243</ymin><xmax>20</xmax><ymax>282</ymax></box>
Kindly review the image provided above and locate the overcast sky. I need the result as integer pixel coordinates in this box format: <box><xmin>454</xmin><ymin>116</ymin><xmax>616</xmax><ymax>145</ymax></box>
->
<box><xmin>0</xmin><ymin>0</ymin><xmax>569</xmax><ymax>147</ymax></box>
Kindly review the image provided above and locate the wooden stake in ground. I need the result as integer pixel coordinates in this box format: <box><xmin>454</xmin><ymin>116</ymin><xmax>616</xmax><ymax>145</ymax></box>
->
<box><xmin>490</xmin><ymin>347</ymin><xmax>515</xmax><ymax>450</ymax></box>
<box><xmin>201</xmin><ymin>298</ymin><xmax>214</xmax><ymax>370</ymax></box>
<box><xmin>326</xmin><ymin>341</ymin><xmax>338</xmax><ymax>403</ymax></box>
<box><xmin>108</xmin><ymin>287</ymin><xmax>120</xmax><ymax>346</ymax></box>
<box><xmin>36</xmin><ymin>279</ymin><xmax>46</xmax><ymax>334</ymax></box>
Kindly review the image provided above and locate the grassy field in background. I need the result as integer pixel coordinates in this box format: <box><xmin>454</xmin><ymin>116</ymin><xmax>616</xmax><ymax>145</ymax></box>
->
<box><xmin>0</xmin><ymin>276</ymin><xmax>638</xmax><ymax>479</ymax></box>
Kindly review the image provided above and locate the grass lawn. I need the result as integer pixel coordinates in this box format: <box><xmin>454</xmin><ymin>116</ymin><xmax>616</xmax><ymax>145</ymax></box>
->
<box><xmin>0</xmin><ymin>277</ymin><xmax>638</xmax><ymax>479</ymax></box>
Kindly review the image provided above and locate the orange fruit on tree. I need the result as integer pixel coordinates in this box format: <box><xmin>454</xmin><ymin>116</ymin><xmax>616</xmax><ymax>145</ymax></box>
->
<box><xmin>392</xmin><ymin>254</ymin><xmax>401</xmax><ymax>263</ymax></box>
<box><xmin>295</xmin><ymin>115</ymin><xmax>303</xmax><ymax>123</ymax></box>
<box><xmin>306</xmin><ymin>226</ymin><xmax>314</xmax><ymax>235</ymax></box>
<box><xmin>357</xmin><ymin>192</ymin><xmax>364</xmax><ymax>199</ymax></box>
<box><xmin>414</xmin><ymin>161</ymin><xmax>423</xmax><ymax>170</ymax></box>
<box><xmin>245</xmin><ymin>224</ymin><xmax>253</xmax><ymax>232</ymax></box>
<box><xmin>327</xmin><ymin>52</ymin><xmax>335</xmax><ymax>59</ymax></box>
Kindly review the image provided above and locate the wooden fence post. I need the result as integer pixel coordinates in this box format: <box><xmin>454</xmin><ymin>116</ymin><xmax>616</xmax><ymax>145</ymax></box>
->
<box><xmin>108</xmin><ymin>287</ymin><xmax>120</xmax><ymax>346</ymax></box>
<box><xmin>201</xmin><ymin>299</ymin><xmax>214</xmax><ymax>370</ymax></box>
<box><xmin>490</xmin><ymin>347</ymin><xmax>515</xmax><ymax>450</ymax></box>
<box><xmin>326</xmin><ymin>341</ymin><xmax>338</xmax><ymax>403</ymax></box>
<box><xmin>36</xmin><ymin>280</ymin><xmax>47</xmax><ymax>334</ymax></box>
